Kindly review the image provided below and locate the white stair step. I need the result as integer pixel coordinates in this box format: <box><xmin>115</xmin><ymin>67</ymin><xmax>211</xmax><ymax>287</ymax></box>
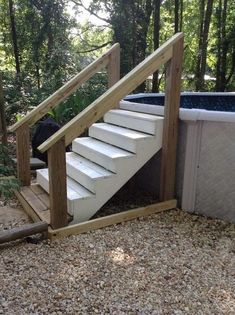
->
<box><xmin>89</xmin><ymin>123</ymin><xmax>153</xmax><ymax>153</ymax></box>
<box><xmin>36</xmin><ymin>168</ymin><xmax>94</xmax><ymax>214</ymax></box>
<box><xmin>72</xmin><ymin>137</ymin><xmax>134</xmax><ymax>172</ymax></box>
<box><xmin>104</xmin><ymin>109</ymin><xmax>163</xmax><ymax>135</ymax></box>
<box><xmin>66</xmin><ymin>152</ymin><xmax>114</xmax><ymax>193</ymax></box>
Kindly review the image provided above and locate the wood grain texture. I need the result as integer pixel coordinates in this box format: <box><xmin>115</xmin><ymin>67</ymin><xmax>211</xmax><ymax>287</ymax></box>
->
<box><xmin>108</xmin><ymin>44</ymin><xmax>120</xmax><ymax>88</ymax></box>
<box><xmin>15</xmin><ymin>185</ymin><xmax>72</xmax><ymax>225</ymax></box>
<box><xmin>48</xmin><ymin>199</ymin><xmax>177</xmax><ymax>240</ymax></box>
<box><xmin>160</xmin><ymin>37</ymin><xmax>184</xmax><ymax>201</ymax></box>
<box><xmin>14</xmin><ymin>189</ymin><xmax>41</xmax><ymax>223</ymax></box>
<box><xmin>16</xmin><ymin>124</ymin><xmax>31</xmax><ymax>186</ymax></box>
<box><xmin>0</xmin><ymin>221</ymin><xmax>48</xmax><ymax>244</ymax></box>
<box><xmin>21</xmin><ymin>186</ymin><xmax>47</xmax><ymax>212</ymax></box>
<box><xmin>48</xmin><ymin>137</ymin><xmax>68</xmax><ymax>229</ymax></box>
<box><xmin>38</xmin><ymin>34</ymin><xmax>183</xmax><ymax>153</ymax></box>
<box><xmin>9</xmin><ymin>44</ymin><xmax>120</xmax><ymax>132</ymax></box>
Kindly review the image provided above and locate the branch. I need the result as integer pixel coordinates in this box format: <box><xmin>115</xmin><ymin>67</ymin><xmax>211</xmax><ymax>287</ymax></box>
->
<box><xmin>77</xmin><ymin>41</ymin><xmax>112</xmax><ymax>53</ymax></box>
<box><xmin>70</xmin><ymin>0</ymin><xmax>111</xmax><ymax>24</ymax></box>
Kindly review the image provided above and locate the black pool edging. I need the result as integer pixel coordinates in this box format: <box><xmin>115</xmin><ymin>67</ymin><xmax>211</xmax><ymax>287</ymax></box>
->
<box><xmin>124</xmin><ymin>92</ymin><xmax>235</xmax><ymax>112</ymax></box>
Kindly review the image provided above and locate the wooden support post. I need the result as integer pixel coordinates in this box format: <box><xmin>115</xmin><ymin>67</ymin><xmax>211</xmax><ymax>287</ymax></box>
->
<box><xmin>160</xmin><ymin>36</ymin><xmax>184</xmax><ymax>201</ymax></box>
<box><xmin>16</xmin><ymin>124</ymin><xmax>31</xmax><ymax>186</ymax></box>
<box><xmin>48</xmin><ymin>137</ymin><xmax>68</xmax><ymax>229</ymax></box>
<box><xmin>108</xmin><ymin>44</ymin><xmax>120</xmax><ymax>88</ymax></box>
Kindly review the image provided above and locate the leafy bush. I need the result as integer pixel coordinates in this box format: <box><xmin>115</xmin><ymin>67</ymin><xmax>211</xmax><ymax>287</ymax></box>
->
<box><xmin>49</xmin><ymin>72</ymin><xmax>107</xmax><ymax>125</ymax></box>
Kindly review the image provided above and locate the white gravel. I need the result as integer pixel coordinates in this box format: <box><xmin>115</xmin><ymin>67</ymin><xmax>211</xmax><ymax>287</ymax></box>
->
<box><xmin>0</xmin><ymin>208</ymin><xmax>235</xmax><ymax>314</ymax></box>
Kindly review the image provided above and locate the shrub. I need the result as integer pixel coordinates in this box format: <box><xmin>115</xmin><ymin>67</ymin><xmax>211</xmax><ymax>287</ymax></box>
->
<box><xmin>0</xmin><ymin>144</ymin><xmax>20</xmax><ymax>201</ymax></box>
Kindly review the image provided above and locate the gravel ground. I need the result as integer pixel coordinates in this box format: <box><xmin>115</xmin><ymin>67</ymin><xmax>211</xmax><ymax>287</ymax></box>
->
<box><xmin>0</xmin><ymin>207</ymin><xmax>235</xmax><ymax>315</ymax></box>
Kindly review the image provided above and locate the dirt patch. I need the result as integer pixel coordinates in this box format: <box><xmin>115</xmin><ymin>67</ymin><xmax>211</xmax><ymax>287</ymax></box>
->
<box><xmin>0</xmin><ymin>204</ymin><xmax>31</xmax><ymax>231</ymax></box>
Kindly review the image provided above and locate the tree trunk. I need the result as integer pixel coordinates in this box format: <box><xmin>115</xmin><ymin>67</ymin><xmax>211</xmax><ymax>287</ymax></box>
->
<box><xmin>8</xmin><ymin>0</ymin><xmax>20</xmax><ymax>74</ymax></box>
<box><xmin>220</xmin><ymin>0</ymin><xmax>228</xmax><ymax>91</ymax></box>
<box><xmin>112</xmin><ymin>1</ymin><xmax>153</xmax><ymax>92</ymax></box>
<box><xmin>180</xmin><ymin>0</ymin><xmax>183</xmax><ymax>31</ymax></box>
<box><xmin>0</xmin><ymin>74</ymin><xmax>7</xmax><ymax>146</ymax></box>
<box><xmin>195</xmin><ymin>0</ymin><xmax>205</xmax><ymax>90</ymax></box>
<box><xmin>152</xmin><ymin>0</ymin><xmax>161</xmax><ymax>92</ymax></box>
<box><xmin>175</xmin><ymin>0</ymin><xmax>179</xmax><ymax>33</ymax></box>
<box><xmin>200</xmin><ymin>0</ymin><xmax>214</xmax><ymax>88</ymax></box>
<box><xmin>215</xmin><ymin>0</ymin><xmax>222</xmax><ymax>91</ymax></box>
<box><xmin>195</xmin><ymin>0</ymin><xmax>214</xmax><ymax>91</ymax></box>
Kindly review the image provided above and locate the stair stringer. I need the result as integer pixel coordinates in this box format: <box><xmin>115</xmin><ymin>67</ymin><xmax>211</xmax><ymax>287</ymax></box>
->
<box><xmin>71</xmin><ymin>121</ymin><xmax>163</xmax><ymax>223</ymax></box>
<box><xmin>37</xmin><ymin>119</ymin><xmax>163</xmax><ymax>224</ymax></box>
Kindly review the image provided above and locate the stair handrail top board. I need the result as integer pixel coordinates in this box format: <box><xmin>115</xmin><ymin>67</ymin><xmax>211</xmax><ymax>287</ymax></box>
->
<box><xmin>38</xmin><ymin>32</ymin><xmax>183</xmax><ymax>153</ymax></box>
<box><xmin>9</xmin><ymin>43</ymin><xmax>120</xmax><ymax>133</ymax></box>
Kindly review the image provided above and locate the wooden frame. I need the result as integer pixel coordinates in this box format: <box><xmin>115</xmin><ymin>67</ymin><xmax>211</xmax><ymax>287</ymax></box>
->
<box><xmin>11</xmin><ymin>33</ymin><xmax>183</xmax><ymax>235</ymax></box>
<box><xmin>15</xmin><ymin>186</ymin><xmax>176</xmax><ymax>241</ymax></box>
<box><xmin>38</xmin><ymin>35</ymin><xmax>182</xmax><ymax>152</ymax></box>
<box><xmin>10</xmin><ymin>44</ymin><xmax>120</xmax><ymax>229</ymax></box>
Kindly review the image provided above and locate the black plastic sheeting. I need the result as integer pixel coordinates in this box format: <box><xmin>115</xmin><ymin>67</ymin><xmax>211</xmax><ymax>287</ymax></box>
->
<box><xmin>124</xmin><ymin>94</ymin><xmax>235</xmax><ymax>112</ymax></box>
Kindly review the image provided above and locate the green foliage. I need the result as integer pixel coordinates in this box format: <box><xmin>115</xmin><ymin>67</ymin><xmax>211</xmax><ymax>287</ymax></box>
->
<box><xmin>49</xmin><ymin>73</ymin><xmax>107</xmax><ymax>125</ymax></box>
<box><xmin>0</xmin><ymin>144</ymin><xmax>20</xmax><ymax>200</ymax></box>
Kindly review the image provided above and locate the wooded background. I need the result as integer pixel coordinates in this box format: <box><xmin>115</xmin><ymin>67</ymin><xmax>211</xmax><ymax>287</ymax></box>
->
<box><xmin>0</xmin><ymin>0</ymin><xmax>234</xmax><ymax>125</ymax></box>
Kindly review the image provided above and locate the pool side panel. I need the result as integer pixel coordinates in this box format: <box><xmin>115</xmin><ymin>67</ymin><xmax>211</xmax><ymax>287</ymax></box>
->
<box><xmin>120</xmin><ymin>98</ymin><xmax>235</xmax><ymax>223</ymax></box>
<box><xmin>181</xmin><ymin>121</ymin><xmax>203</xmax><ymax>212</ymax></box>
<box><xmin>195</xmin><ymin>121</ymin><xmax>235</xmax><ymax>222</ymax></box>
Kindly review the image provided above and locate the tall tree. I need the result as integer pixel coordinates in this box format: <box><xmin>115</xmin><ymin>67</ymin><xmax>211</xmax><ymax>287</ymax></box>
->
<box><xmin>175</xmin><ymin>0</ymin><xmax>179</xmax><ymax>33</ymax></box>
<box><xmin>76</xmin><ymin>0</ymin><xmax>153</xmax><ymax>90</ymax></box>
<box><xmin>195</xmin><ymin>0</ymin><xmax>214</xmax><ymax>91</ymax></box>
<box><xmin>215</xmin><ymin>0</ymin><xmax>235</xmax><ymax>91</ymax></box>
<box><xmin>152</xmin><ymin>0</ymin><xmax>161</xmax><ymax>92</ymax></box>
<box><xmin>8</xmin><ymin>0</ymin><xmax>20</xmax><ymax>74</ymax></box>
<box><xmin>0</xmin><ymin>73</ymin><xmax>7</xmax><ymax>146</ymax></box>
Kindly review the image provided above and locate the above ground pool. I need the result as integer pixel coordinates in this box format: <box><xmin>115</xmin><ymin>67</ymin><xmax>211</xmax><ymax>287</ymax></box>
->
<box><xmin>122</xmin><ymin>92</ymin><xmax>235</xmax><ymax>123</ymax></box>
<box><xmin>124</xmin><ymin>92</ymin><xmax>235</xmax><ymax>112</ymax></box>
<box><xmin>121</xmin><ymin>92</ymin><xmax>235</xmax><ymax>223</ymax></box>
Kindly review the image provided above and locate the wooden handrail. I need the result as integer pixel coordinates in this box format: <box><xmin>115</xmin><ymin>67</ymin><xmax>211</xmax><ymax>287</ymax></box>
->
<box><xmin>39</xmin><ymin>33</ymin><xmax>183</xmax><ymax>153</ymax></box>
<box><xmin>9</xmin><ymin>43</ymin><xmax>120</xmax><ymax>132</ymax></box>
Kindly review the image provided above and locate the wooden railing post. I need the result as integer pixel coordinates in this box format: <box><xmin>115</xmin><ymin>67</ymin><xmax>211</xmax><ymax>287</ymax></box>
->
<box><xmin>16</xmin><ymin>124</ymin><xmax>31</xmax><ymax>186</ymax></box>
<box><xmin>108</xmin><ymin>44</ymin><xmax>120</xmax><ymax>88</ymax></box>
<box><xmin>160</xmin><ymin>36</ymin><xmax>184</xmax><ymax>201</ymax></box>
<box><xmin>48</xmin><ymin>137</ymin><xmax>68</xmax><ymax>229</ymax></box>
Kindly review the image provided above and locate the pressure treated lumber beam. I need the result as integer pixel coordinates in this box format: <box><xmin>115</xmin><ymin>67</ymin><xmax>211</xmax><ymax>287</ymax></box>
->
<box><xmin>48</xmin><ymin>199</ymin><xmax>177</xmax><ymax>240</ymax></box>
<box><xmin>16</xmin><ymin>124</ymin><xmax>31</xmax><ymax>186</ymax></box>
<box><xmin>160</xmin><ymin>36</ymin><xmax>184</xmax><ymax>201</ymax></box>
<box><xmin>108</xmin><ymin>44</ymin><xmax>120</xmax><ymax>88</ymax></box>
<box><xmin>48</xmin><ymin>137</ymin><xmax>68</xmax><ymax>229</ymax></box>
<box><xmin>0</xmin><ymin>221</ymin><xmax>48</xmax><ymax>244</ymax></box>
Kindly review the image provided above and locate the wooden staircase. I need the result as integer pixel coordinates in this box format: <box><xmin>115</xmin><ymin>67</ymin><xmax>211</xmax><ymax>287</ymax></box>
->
<box><xmin>36</xmin><ymin>109</ymin><xmax>164</xmax><ymax>223</ymax></box>
<box><xmin>9</xmin><ymin>33</ymin><xmax>184</xmax><ymax>238</ymax></box>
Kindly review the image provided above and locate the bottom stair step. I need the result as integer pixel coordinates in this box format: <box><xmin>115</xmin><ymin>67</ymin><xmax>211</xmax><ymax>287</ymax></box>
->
<box><xmin>15</xmin><ymin>185</ymin><xmax>73</xmax><ymax>225</ymax></box>
<box><xmin>36</xmin><ymin>169</ymin><xmax>95</xmax><ymax>215</ymax></box>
